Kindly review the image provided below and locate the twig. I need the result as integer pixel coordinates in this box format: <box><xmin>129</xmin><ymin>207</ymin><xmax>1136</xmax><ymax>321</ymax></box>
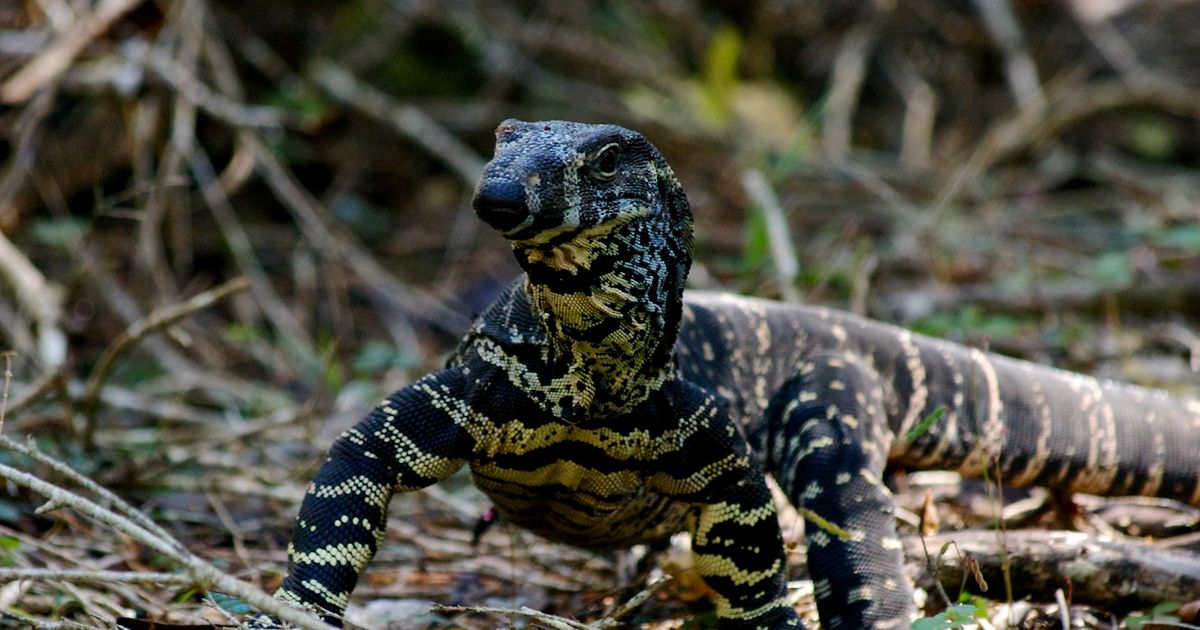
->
<box><xmin>0</xmin><ymin>0</ymin><xmax>143</xmax><ymax>104</ymax></box>
<box><xmin>917</xmin><ymin>493</ymin><xmax>956</xmax><ymax>608</ymax></box>
<box><xmin>1069</xmin><ymin>3</ymin><xmax>1144</xmax><ymax>77</ymax></box>
<box><xmin>0</xmin><ymin>459</ymin><xmax>327</xmax><ymax>630</ymax></box>
<box><xmin>822</xmin><ymin>21</ymin><xmax>877</xmax><ymax>163</ymax></box>
<box><xmin>741</xmin><ymin>169</ymin><xmax>800</xmax><ymax>302</ymax></box>
<box><xmin>0</xmin><ymin>568</ymin><xmax>195</xmax><ymax>586</ymax></box>
<box><xmin>123</xmin><ymin>39</ymin><xmax>286</xmax><ymax>129</ymax></box>
<box><xmin>80</xmin><ymin>277</ymin><xmax>250</xmax><ymax>446</ymax></box>
<box><xmin>0</xmin><ymin>84</ymin><xmax>55</xmax><ymax>227</ymax></box>
<box><xmin>594</xmin><ymin>576</ymin><xmax>673</xmax><ymax>628</ymax></box>
<box><xmin>905</xmin><ymin>530</ymin><xmax>1200</xmax><ymax>609</ymax></box>
<box><xmin>430</xmin><ymin>604</ymin><xmax>591</xmax><ymax>630</ymax></box>
<box><xmin>308</xmin><ymin>58</ymin><xmax>485</xmax><ymax>186</ymax></box>
<box><xmin>882</xmin><ymin>56</ymin><xmax>938</xmax><ymax>172</ymax></box>
<box><xmin>248</xmin><ymin>135</ymin><xmax>472</xmax><ymax>336</ymax></box>
<box><xmin>0</xmin><ymin>299</ymin><xmax>37</xmax><ymax>360</ymax></box>
<box><xmin>0</xmin><ymin>204</ymin><xmax>66</xmax><ymax>369</ymax></box>
<box><xmin>928</xmin><ymin>74</ymin><xmax>1200</xmax><ymax>225</ymax></box>
<box><xmin>1054</xmin><ymin>588</ymin><xmax>1071</xmax><ymax>628</ymax></box>
<box><xmin>188</xmin><ymin>142</ymin><xmax>317</xmax><ymax>357</ymax></box>
<box><xmin>0</xmin><ymin>89</ymin><xmax>64</xmax><ymax>368</ymax></box>
<box><xmin>0</xmin><ymin>352</ymin><xmax>11</xmax><ymax>434</ymax></box>
<box><xmin>2</xmin><ymin>609</ymin><xmax>98</xmax><ymax>630</ymax></box>
<box><xmin>77</xmin><ymin>246</ymin><xmax>203</xmax><ymax>380</ymax></box>
<box><xmin>0</xmin><ymin>434</ymin><xmax>179</xmax><ymax>551</ymax></box>
<box><xmin>970</xmin><ymin>0</ymin><xmax>1044</xmax><ymax>110</ymax></box>
<box><xmin>3</xmin><ymin>369</ymin><xmax>66</xmax><ymax>420</ymax></box>
<box><xmin>430</xmin><ymin>575</ymin><xmax>672</xmax><ymax>629</ymax></box>
<box><xmin>205</xmin><ymin>487</ymin><xmax>251</xmax><ymax>570</ymax></box>
<box><xmin>831</xmin><ymin>160</ymin><xmax>922</xmax><ymax>223</ymax></box>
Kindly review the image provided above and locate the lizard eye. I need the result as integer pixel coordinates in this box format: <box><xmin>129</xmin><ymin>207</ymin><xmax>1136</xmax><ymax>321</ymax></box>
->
<box><xmin>590</xmin><ymin>144</ymin><xmax>621</xmax><ymax>181</ymax></box>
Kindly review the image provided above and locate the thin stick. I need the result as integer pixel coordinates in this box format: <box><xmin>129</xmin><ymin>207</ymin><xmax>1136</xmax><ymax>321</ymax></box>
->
<box><xmin>595</xmin><ymin>576</ymin><xmax>673</xmax><ymax>628</ymax></box>
<box><xmin>0</xmin><ymin>568</ymin><xmax>195</xmax><ymax>586</ymax></box>
<box><xmin>3</xmin><ymin>369</ymin><xmax>66</xmax><ymax>420</ymax></box>
<box><xmin>928</xmin><ymin>74</ymin><xmax>1200</xmax><ymax>225</ymax></box>
<box><xmin>0</xmin><ymin>232</ymin><xmax>65</xmax><ymax>370</ymax></box>
<box><xmin>0</xmin><ymin>435</ymin><xmax>179</xmax><ymax>551</ymax></box>
<box><xmin>431</xmin><ymin>604</ymin><xmax>591</xmax><ymax>630</ymax></box>
<box><xmin>249</xmin><ymin>136</ymin><xmax>471</xmax><ymax>335</ymax></box>
<box><xmin>822</xmin><ymin>21</ymin><xmax>878</xmax><ymax>163</ymax></box>
<box><xmin>0</xmin><ymin>0</ymin><xmax>143</xmax><ymax>103</ymax></box>
<box><xmin>741</xmin><ymin>169</ymin><xmax>800</xmax><ymax>303</ymax></box>
<box><xmin>0</xmin><ymin>85</ymin><xmax>55</xmax><ymax>227</ymax></box>
<box><xmin>188</xmin><ymin>143</ymin><xmax>316</xmax><ymax>356</ymax></box>
<box><xmin>970</xmin><ymin>0</ymin><xmax>1044</xmax><ymax>110</ymax></box>
<box><xmin>81</xmin><ymin>277</ymin><xmax>250</xmax><ymax>446</ymax></box>
<box><xmin>1054</xmin><ymin>588</ymin><xmax>1071</xmax><ymax>628</ymax></box>
<box><xmin>0</xmin><ymin>461</ymin><xmax>328</xmax><ymax>630</ymax></box>
<box><xmin>308</xmin><ymin>58</ymin><xmax>486</xmax><ymax>186</ymax></box>
<box><xmin>0</xmin><ymin>352</ymin><xmax>11</xmax><ymax>434</ymax></box>
<box><xmin>2</xmin><ymin>609</ymin><xmax>98</xmax><ymax>630</ymax></box>
<box><xmin>124</xmin><ymin>39</ymin><xmax>286</xmax><ymax>129</ymax></box>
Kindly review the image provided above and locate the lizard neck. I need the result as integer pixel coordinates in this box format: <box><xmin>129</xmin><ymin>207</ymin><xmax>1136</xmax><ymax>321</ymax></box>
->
<box><xmin>515</xmin><ymin>211</ymin><xmax>691</xmax><ymax>416</ymax></box>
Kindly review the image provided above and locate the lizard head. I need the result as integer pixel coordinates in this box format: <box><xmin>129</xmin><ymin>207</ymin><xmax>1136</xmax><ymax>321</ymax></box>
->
<box><xmin>472</xmin><ymin>119</ymin><xmax>692</xmax><ymax>256</ymax></box>
<box><xmin>472</xmin><ymin>120</ymin><xmax>693</xmax><ymax>383</ymax></box>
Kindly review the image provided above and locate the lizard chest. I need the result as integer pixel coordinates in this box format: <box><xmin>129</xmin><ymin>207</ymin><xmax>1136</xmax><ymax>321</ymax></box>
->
<box><xmin>464</xmin><ymin>406</ymin><xmax>693</xmax><ymax>547</ymax></box>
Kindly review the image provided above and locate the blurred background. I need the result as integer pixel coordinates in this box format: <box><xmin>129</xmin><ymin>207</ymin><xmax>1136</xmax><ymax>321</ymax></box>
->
<box><xmin>1</xmin><ymin>0</ymin><xmax>1199</xmax><ymax>627</ymax></box>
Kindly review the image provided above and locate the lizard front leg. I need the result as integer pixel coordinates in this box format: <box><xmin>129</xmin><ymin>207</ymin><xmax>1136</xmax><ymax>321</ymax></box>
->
<box><xmin>654</xmin><ymin>380</ymin><xmax>804</xmax><ymax>629</ymax></box>
<box><xmin>767</xmin><ymin>352</ymin><xmax>913</xmax><ymax>629</ymax></box>
<box><xmin>275</xmin><ymin>368</ymin><xmax>475</xmax><ymax>625</ymax></box>
<box><xmin>689</xmin><ymin>474</ymin><xmax>803</xmax><ymax>629</ymax></box>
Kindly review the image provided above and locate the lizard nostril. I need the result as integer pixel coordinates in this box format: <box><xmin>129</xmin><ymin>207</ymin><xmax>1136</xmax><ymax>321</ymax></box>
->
<box><xmin>472</xmin><ymin>177</ymin><xmax>530</xmax><ymax>233</ymax></box>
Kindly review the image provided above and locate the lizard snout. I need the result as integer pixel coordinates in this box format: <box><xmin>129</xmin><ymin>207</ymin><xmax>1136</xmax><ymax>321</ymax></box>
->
<box><xmin>473</xmin><ymin>175</ymin><xmax>530</xmax><ymax>233</ymax></box>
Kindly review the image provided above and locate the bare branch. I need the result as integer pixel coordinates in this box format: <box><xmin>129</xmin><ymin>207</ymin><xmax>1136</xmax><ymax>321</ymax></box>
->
<box><xmin>741</xmin><ymin>169</ymin><xmax>800</xmax><ymax>303</ymax></box>
<box><xmin>971</xmin><ymin>0</ymin><xmax>1045</xmax><ymax>110</ymax></box>
<box><xmin>249</xmin><ymin>135</ymin><xmax>472</xmax><ymax>336</ymax></box>
<box><xmin>0</xmin><ymin>149</ymin><xmax>66</xmax><ymax>367</ymax></box>
<box><xmin>81</xmin><ymin>277</ymin><xmax>250</xmax><ymax>445</ymax></box>
<box><xmin>0</xmin><ymin>455</ymin><xmax>327</xmax><ymax>630</ymax></box>
<box><xmin>907</xmin><ymin>529</ymin><xmax>1200</xmax><ymax>611</ymax></box>
<box><xmin>0</xmin><ymin>0</ymin><xmax>143</xmax><ymax>104</ymax></box>
<box><xmin>930</xmin><ymin>74</ymin><xmax>1200</xmax><ymax>222</ymax></box>
<box><xmin>0</xmin><ymin>434</ymin><xmax>178</xmax><ymax>550</ymax></box>
<box><xmin>0</xmin><ymin>568</ymin><xmax>194</xmax><ymax>586</ymax></box>
<box><xmin>308</xmin><ymin>58</ymin><xmax>486</xmax><ymax>186</ymax></box>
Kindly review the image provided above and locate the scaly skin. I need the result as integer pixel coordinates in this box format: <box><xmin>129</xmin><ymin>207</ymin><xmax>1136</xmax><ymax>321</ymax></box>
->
<box><xmin>271</xmin><ymin>120</ymin><xmax>1200</xmax><ymax>629</ymax></box>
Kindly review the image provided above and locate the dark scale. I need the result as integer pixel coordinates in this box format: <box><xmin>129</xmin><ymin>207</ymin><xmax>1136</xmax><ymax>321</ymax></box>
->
<box><xmin>267</xmin><ymin>120</ymin><xmax>1200</xmax><ymax>629</ymax></box>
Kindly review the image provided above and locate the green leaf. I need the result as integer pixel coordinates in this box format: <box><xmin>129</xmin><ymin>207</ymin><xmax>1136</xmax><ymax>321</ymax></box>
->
<box><xmin>1157</xmin><ymin>224</ymin><xmax>1200</xmax><ymax>250</ymax></box>
<box><xmin>0</xmin><ymin>534</ymin><xmax>19</xmax><ymax>567</ymax></box>
<box><xmin>1127</xmin><ymin>116</ymin><xmax>1174</xmax><ymax>160</ymax></box>
<box><xmin>29</xmin><ymin>217</ymin><xmax>88</xmax><ymax>249</ymax></box>
<box><xmin>798</xmin><ymin>507</ymin><xmax>852</xmax><ymax>540</ymax></box>
<box><xmin>911</xmin><ymin>617</ymin><xmax>953</xmax><ymax>630</ymax></box>
<box><xmin>1151</xmin><ymin>601</ymin><xmax>1181</xmax><ymax>617</ymax></box>
<box><xmin>698</xmin><ymin>25</ymin><xmax>742</xmax><ymax>122</ymax></box>
<box><xmin>741</xmin><ymin>203</ymin><xmax>770</xmax><ymax>278</ymax></box>
<box><xmin>1092</xmin><ymin>250</ymin><xmax>1132</xmax><ymax>289</ymax></box>
<box><xmin>209</xmin><ymin>591</ymin><xmax>254</xmax><ymax>615</ymax></box>
<box><xmin>905</xmin><ymin>407</ymin><xmax>946</xmax><ymax>444</ymax></box>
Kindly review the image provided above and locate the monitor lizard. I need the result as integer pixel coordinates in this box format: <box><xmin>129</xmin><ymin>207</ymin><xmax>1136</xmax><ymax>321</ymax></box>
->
<box><xmin>269</xmin><ymin>119</ymin><xmax>1200</xmax><ymax>629</ymax></box>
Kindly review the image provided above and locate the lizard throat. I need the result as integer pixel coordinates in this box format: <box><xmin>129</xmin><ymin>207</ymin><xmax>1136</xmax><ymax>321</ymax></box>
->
<box><xmin>516</xmin><ymin>215</ymin><xmax>688</xmax><ymax>415</ymax></box>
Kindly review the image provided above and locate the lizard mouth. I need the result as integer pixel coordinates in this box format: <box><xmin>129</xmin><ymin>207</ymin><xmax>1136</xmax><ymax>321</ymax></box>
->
<box><xmin>510</xmin><ymin>206</ymin><xmax>652</xmax><ymax>274</ymax></box>
<box><xmin>509</xmin><ymin>204</ymin><xmax>651</xmax><ymax>248</ymax></box>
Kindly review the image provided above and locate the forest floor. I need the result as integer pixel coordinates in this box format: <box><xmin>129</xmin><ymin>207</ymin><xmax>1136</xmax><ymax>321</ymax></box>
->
<box><xmin>2</xmin><ymin>1</ymin><xmax>1200</xmax><ymax>628</ymax></box>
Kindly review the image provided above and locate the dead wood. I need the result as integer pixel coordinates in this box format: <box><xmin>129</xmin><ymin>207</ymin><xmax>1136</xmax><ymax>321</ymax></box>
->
<box><xmin>907</xmin><ymin>529</ymin><xmax>1200</xmax><ymax>614</ymax></box>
